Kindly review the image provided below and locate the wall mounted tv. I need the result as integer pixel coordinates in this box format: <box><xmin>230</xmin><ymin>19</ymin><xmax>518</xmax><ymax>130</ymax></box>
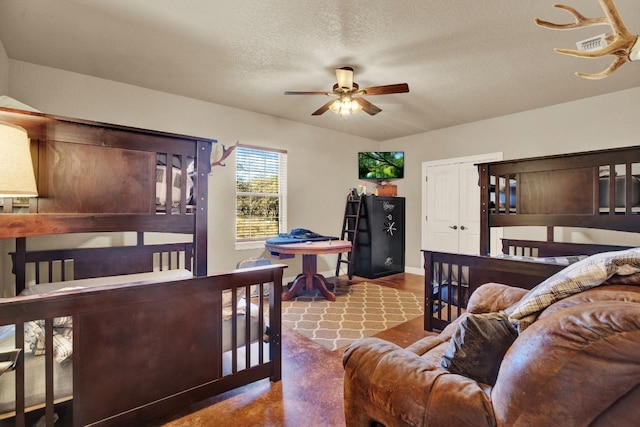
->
<box><xmin>358</xmin><ymin>151</ymin><xmax>404</xmax><ymax>180</ymax></box>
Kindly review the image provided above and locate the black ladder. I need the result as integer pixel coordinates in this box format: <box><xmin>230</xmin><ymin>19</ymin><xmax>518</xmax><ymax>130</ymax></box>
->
<box><xmin>336</xmin><ymin>192</ymin><xmax>367</xmax><ymax>279</ymax></box>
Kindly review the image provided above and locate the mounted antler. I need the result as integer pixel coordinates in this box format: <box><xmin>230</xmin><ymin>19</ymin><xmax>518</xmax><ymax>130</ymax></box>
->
<box><xmin>211</xmin><ymin>141</ymin><xmax>238</xmax><ymax>168</ymax></box>
<box><xmin>535</xmin><ymin>0</ymin><xmax>640</xmax><ymax>79</ymax></box>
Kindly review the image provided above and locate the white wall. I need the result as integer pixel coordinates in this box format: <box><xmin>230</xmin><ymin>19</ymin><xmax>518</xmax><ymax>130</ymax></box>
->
<box><xmin>0</xmin><ymin>40</ymin><xmax>8</xmax><ymax>94</ymax></box>
<box><xmin>4</xmin><ymin>60</ymin><xmax>375</xmax><ymax>292</ymax></box>
<box><xmin>386</xmin><ymin>87</ymin><xmax>640</xmax><ymax>269</ymax></box>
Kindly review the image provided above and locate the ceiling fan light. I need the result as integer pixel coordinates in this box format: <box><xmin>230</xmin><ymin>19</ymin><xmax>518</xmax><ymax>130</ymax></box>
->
<box><xmin>351</xmin><ymin>98</ymin><xmax>363</xmax><ymax>114</ymax></box>
<box><xmin>339</xmin><ymin>98</ymin><xmax>352</xmax><ymax>116</ymax></box>
<box><xmin>329</xmin><ymin>99</ymin><xmax>342</xmax><ymax>114</ymax></box>
<box><xmin>329</xmin><ymin>95</ymin><xmax>362</xmax><ymax>117</ymax></box>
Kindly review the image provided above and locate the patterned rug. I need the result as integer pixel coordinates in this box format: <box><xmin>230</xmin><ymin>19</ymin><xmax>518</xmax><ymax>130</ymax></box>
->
<box><xmin>281</xmin><ymin>282</ymin><xmax>423</xmax><ymax>351</ymax></box>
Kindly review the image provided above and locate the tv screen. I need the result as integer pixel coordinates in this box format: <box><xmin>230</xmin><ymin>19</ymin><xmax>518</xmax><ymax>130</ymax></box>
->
<box><xmin>358</xmin><ymin>151</ymin><xmax>404</xmax><ymax>180</ymax></box>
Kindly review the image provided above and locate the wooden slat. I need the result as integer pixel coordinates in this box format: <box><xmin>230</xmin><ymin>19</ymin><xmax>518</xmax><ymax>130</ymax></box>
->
<box><xmin>44</xmin><ymin>319</ymin><xmax>55</xmax><ymax>426</ymax></box>
<box><xmin>15</xmin><ymin>323</ymin><xmax>26</xmax><ymax>427</ymax></box>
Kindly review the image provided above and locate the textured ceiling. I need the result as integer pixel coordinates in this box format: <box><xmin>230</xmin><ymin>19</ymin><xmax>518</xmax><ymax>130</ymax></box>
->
<box><xmin>1</xmin><ymin>0</ymin><xmax>640</xmax><ymax>141</ymax></box>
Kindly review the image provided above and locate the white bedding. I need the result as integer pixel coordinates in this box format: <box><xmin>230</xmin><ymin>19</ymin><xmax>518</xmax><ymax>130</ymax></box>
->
<box><xmin>492</xmin><ymin>253</ymin><xmax>589</xmax><ymax>265</ymax></box>
<box><xmin>156</xmin><ymin>164</ymin><xmax>194</xmax><ymax>210</ymax></box>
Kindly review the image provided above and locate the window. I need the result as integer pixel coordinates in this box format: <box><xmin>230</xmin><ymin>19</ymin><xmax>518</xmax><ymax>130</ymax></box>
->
<box><xmin>236</xmin><ymin>144</ymin><xmax>287</xmax><ymax>249</ymax></box>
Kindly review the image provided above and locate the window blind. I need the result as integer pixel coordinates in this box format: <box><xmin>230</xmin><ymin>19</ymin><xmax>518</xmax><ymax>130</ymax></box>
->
<box><xmin>236</xmin><ymin>145</ymin><xmax>287</xmax><ymax>241</ymax></box>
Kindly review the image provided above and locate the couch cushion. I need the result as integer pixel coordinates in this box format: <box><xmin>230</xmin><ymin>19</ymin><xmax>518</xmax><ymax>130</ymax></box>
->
<box><xmin>440</xmin><ymin>312</ymin><xmax>517</xmax><ymax>385</ymax></box>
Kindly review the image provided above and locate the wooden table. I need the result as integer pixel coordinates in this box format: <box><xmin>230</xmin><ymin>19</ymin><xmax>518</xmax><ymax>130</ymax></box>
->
<box><xmin>265</xmin><ymin>240</ymin><xmax>352</xmax><ymax>301</ymax></box>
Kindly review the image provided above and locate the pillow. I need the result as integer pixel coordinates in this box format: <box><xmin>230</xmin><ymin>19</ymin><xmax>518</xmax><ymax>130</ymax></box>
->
<box><xmin>440</xmin><ymin>312</ymin><xmax>517</xmax><ymax>386</ymax></box>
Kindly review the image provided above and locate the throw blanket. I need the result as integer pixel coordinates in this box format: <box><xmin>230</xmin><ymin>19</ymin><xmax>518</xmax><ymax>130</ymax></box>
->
<box><xmin>24</xmin><ymin>317</ymin><xmax>73</xmax><ymax>364</ymax></box>
<box><xmin>265</xmin><ymin>228</ymin><xmax>338</xmax><ymax>245</ymax></box>
<box><xmin>506</xmin><ymin>248</ymin><xmax>640</xmax><ymax>332</ymax></box>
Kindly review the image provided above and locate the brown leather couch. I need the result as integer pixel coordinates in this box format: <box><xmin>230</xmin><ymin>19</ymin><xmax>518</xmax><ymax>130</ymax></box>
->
<box><xmin>342</xmin><ymin>282</ymin><xmax>640</xmax><ymax>427</ymax></box>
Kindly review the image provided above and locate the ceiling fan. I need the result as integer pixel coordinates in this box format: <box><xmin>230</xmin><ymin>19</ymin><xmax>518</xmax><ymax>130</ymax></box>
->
<box><xmin>284</xmin><ymin>67</ymin><xmax>409</xmax><ymax>116</ymax></box>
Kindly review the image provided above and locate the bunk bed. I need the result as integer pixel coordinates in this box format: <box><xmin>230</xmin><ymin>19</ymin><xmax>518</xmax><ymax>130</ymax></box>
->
<box><xmin>0</xmin><ymin>107</ymin><xmax>285</xmax><ymax>427</ymax></box>
<box><xmin>424</xmin><ymin>145</ymin><xmax>640</xmax><ymax>331</ymax></box>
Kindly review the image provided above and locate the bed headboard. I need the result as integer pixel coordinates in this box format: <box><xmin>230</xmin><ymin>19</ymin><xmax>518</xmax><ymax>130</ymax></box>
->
<box><xmin>0</xmin><ymin>106</ymin><xmax>215</xmax><ymax>281</ymax></box>
<box><xmin>479</xmin><ymin>145</ymin><xmax>640</xmax><ymax>255</ymax></box>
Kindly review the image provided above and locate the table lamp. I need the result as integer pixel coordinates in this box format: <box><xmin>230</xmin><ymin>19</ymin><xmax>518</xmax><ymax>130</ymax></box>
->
<box><xmin>0</xmin><ymin>122</ymin><xmax>38</xmax><ymax>197</ymax></box>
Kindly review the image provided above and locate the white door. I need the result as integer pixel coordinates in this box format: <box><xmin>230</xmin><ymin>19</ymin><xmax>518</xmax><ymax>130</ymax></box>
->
<box><xmin>422</xmin><ymin>153</ymin><xmax>503</xmax><ymax>255</ymax></box>
<box><xmin>458</xmin><ymin>162</ymin><xmax>482</xmax><ymax>254</ymax></box>
<box><xmin>425</xmin><ymin>163</ymin><xmax>460</xmax><ymax>252</ymax></box>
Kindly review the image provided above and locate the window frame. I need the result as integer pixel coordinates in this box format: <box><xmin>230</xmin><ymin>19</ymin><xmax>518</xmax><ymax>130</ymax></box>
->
<box><xmin>234</xmin><ymin>144</ymin><xmax>287</xmax><ymax>250</ymax></box>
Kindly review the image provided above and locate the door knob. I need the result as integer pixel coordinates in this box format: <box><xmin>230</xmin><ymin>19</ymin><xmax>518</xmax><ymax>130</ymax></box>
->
<box><xmin>460</xmin><ymin>225</ymin><xmax>467</xmax><ymax>230</ymax></box>
<box><xmin>449</xmin><ymin>225</ymin><xmax>458</xmax><ymax>230</ymax></box>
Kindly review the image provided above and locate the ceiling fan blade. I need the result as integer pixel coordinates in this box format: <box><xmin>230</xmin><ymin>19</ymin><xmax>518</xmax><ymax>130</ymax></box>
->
<box><xmin>284</xmin><ymin>91</ymin><xmax>331</xmax><ymax>95</ymax></box>
<box><xmin>361</xmin><ymin>83</ymin><xmax>409</xmax><ymax>96</ymax></box>
<box><xmin>335</xmin><ymin>67</ymin><xmax>354</xmax><ymax>90</ymax></box>
<box><xmin>356</xmin><ymin>98</ymin><xmax>382</xmax><ymax>115</ymax></box>
<box><xmin>311</xmin><ymin>99</ymin><xmax>335</xmax><ymax>116</ymax></box>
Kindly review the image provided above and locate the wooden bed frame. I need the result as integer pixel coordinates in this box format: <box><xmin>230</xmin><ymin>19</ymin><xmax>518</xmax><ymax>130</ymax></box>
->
<box><xmin>0</xmin><ymin>107</ymin><xmax>285</xmax><ymax>426</ymax></box>
<box><xmin>424</xmin><ymin>145</ymin><xmax>640</xmax><ymax>331</ymax></box>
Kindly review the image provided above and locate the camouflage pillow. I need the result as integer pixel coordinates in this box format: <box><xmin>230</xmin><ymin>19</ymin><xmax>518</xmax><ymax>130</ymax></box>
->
<box><xmin>440</xmin><ymin>312</ymin><xmax>517</xmax><ymax>386</ymax></box>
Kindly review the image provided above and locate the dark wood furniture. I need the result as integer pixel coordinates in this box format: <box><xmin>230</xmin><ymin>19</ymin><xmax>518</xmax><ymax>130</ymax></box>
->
<box><xmin>479</xmin><ymin>145</ymin><xmax>640</xmax><ymax>255</ymax></box>
<box><xmin>0</xmin><ymin>107</ymin><xmax>285</xmax><ymax>426</ymax></box>
<box><xmin>424</xmin><ymin>145</ymin><xmax>640</xmax><ymax>331</ymax></box>
<box><xmin>352</xmin><ymin>195</ymin><xmax>405</xmax><ymax>279</ymax></box>
<box><xmin>266</xmin><ymin>240</ymin><xmax>352</xmax><ymax>301</ymax></box>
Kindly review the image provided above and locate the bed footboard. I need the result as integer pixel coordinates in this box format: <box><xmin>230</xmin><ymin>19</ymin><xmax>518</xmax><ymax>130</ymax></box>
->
<box><xmin>11</xmin><ymin>237</ymin><xmax>194</xmax><ymax>295</ymax></box>
<box><xmin>423</xmin><ymin>250</ymin><xmax>563</xmax><ymax>331</ymax></box>
<box><xmin>0</xmin><ymin>264</ymin><xmax>285</xmax><ymax>427</ymax></box>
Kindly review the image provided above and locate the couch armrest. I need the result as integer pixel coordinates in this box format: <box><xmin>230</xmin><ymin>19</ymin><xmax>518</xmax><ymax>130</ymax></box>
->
<box><xmin>467</xmin><ymin>283</ymin><xmax>528</xmax><ymax>314</ymax></box>
<box><xmin>343</xmin><ymin>337</ymin><xmax>495</xmax><ymax>427</ymax></box>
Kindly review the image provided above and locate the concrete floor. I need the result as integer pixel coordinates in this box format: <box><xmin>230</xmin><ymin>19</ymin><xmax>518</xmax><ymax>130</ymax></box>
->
<box><xmin>154</xmin><ymin>273</ymin><xmax>430</xmax><ymax>427</ymax></box>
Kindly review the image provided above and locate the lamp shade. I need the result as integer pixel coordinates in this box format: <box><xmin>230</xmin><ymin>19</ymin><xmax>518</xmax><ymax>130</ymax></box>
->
<box><xmin>0</xmin><ymin>122</ymin><xmax>38</xmax><ymax>197</ymax></box>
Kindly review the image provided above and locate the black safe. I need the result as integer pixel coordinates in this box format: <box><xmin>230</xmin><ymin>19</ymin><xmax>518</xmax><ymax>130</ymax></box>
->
<box><xmin>352</xmin><ymin>196</ymin><xmax>405</xmax><ymax>279</ymax></box>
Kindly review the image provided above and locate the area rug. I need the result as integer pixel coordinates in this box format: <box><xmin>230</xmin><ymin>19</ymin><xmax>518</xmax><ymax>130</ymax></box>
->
<box><xmin>281</xmin><ymin>282</ymin><xmax>423</xmax><ymax>351</ymax></box>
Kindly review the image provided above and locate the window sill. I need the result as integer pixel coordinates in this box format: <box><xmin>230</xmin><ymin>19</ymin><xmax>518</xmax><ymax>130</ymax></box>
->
<box><xmin>235</xmin><ymin>240</ymin><xmax>267</xmax><ymax>251</ymax></box>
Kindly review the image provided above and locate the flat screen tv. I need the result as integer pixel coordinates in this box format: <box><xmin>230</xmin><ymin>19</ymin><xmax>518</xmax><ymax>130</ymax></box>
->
<box><xmin>358</xmin><ymin>151</ymin><xmax>404</xmax><ymax>180</ymax></box>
